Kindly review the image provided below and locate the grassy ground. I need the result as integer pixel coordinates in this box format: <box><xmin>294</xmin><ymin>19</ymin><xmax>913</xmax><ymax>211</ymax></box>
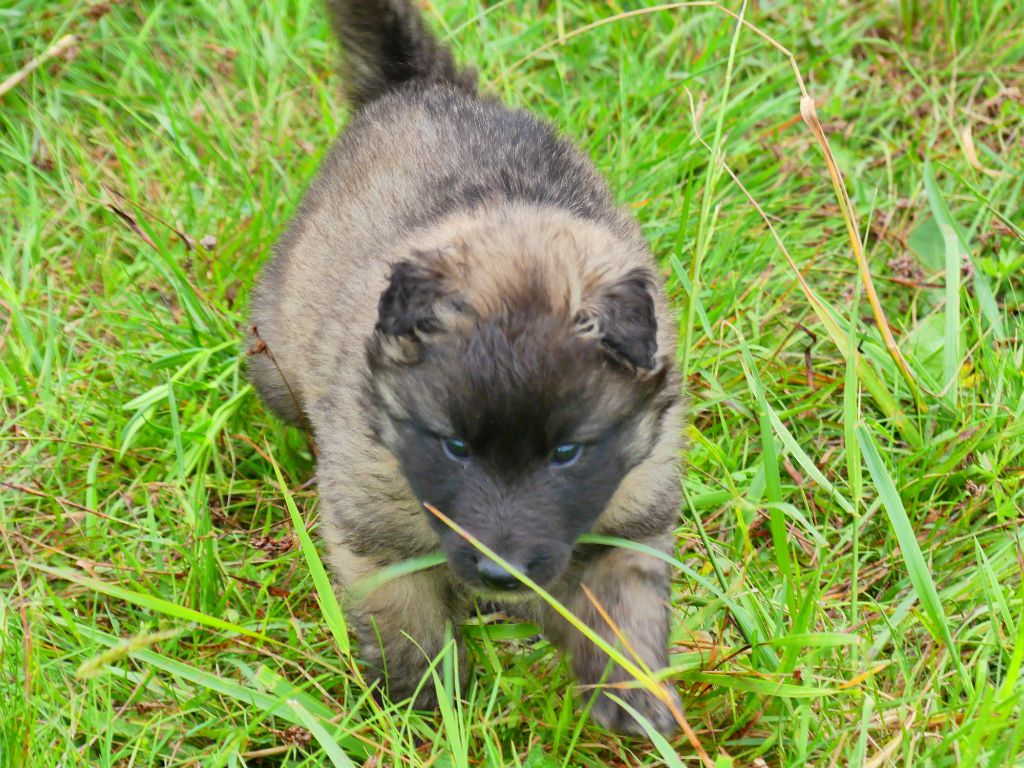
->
<box><xmin>2</xmin><ymin>0</ymin><xmax>1023</xmax><ymax>765</ymax></box>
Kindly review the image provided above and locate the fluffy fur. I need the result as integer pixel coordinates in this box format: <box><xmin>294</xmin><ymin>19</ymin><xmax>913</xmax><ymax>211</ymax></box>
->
<box><xmin>247</xmin><ymin>0</ymin><xmax>684</xmax><ymax>735</ymax></box>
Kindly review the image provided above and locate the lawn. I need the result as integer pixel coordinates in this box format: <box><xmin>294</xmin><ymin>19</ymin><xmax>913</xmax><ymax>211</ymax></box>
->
<box><xmin>1</xmin><ymin>0</ymin><xmax>1022</xmax><ymax>765</ymax></box>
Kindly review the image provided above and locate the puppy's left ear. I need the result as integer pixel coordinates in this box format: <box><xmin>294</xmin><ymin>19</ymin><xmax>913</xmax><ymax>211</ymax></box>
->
<box><xmin>595</xmin><ymin>269</ymin><xmax>659</xmax><ymax>371</ymax></box>
<box><xmin>377</xmin><ymin>259</ymin><xmax>447</xmax><ymax>337</ymax></box>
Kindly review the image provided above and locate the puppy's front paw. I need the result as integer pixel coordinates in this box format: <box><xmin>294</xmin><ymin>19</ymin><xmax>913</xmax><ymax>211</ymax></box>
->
<box><xmin>590</xmin><ymin>685</ymin><xmax>680</xmax><ymax>737</ymax></box>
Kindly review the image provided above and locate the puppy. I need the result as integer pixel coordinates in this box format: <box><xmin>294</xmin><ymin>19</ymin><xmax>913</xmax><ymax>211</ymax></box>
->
<box><xmin>247</xmin><ymin>0</ymin><xmax>684</xmax><ymax>735</ymax></box>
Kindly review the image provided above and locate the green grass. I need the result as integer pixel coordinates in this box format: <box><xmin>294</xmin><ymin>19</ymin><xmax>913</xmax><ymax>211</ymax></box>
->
<box><xmin>2</xmin><ymin>0</ymin><xmax>1023</xmax><ymax>764</ymax></box>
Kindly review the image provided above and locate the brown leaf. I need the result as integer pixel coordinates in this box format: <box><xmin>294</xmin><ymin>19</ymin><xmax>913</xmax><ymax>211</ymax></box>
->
<box><xmin>961</xmin><ymin>125</ymin><xmax>1004</xmax><ymax>178</ymax></box>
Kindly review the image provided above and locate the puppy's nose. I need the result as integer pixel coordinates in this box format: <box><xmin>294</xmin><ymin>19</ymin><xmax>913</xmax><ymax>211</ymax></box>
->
<box><xmin>476</xmin><ymin>557</ymin><xmax>523</xmax><ymax>591</ymax></box>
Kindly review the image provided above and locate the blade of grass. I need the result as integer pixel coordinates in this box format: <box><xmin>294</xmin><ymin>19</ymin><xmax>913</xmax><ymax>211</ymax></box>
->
<box><xmin>673</xmin><ymin>670</ymin><xmax>840</xmax><ymax>698</ymax></box>
<box><xmin>264</xmin><ymin>440</ymin><xmax>350</xmax><ymax>657</ymax></box>
<box><xmin>924</xmin><ymin>158</ymin><xmax>1006</xmax><ymax>340</ymax></box>
<box><xmin>856</xmin><ymin>424</ymin><xmax>971</xmax><ymax>691</ymax></box>
<box><xmin>606</xmin><ymin>694</ymin><xmax>687</xmax><ymax>767</ymax></box>
<box><xmin>679</xmin><ymin>1</ymin><xmax>744</xmax><ymax>381</ymax></box>
<box><xmin>767</xmin><ymin>409</ymin><xmax>854</xmax><ymax>515</ymax></box>
<box><xmin>757</xmin><ymin>633</ymin><xmax>862</xmax><ymax>649</ymax></box>
<box><xmin>347</xmin><ymin>551</ymin><xmax>447</xmax><ymax>602</ymax></box>
<box><xmin>941</xmin><ymin>223</ymin><xmax>961</xmax><ymax>405</ymax></box>
<box><xmin>845</xmin><ymin>277</ymin><xmax>863</xmax><ymax>657</ymax></box>
<box><xmin>27</xmin><ymin>562</ymin><xmax>269</xmax><ymax>642</ymax></box>
<box><xmin>75</xmin><ymin>626</ymin><xmax>187</xmax><ymax>679</ymax></box>
<box><xmin>281</xmin><ymin>696</ymin><xmax>357</xmax><ymax>768</ymax></box>
<box><xmin>736</xmin><ymin>330</ymin><xmax>792</xmax><ymax>584</ymax></box>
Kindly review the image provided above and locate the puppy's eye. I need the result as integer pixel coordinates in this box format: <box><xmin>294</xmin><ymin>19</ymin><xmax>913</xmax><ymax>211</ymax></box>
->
<box><xmin>442</xmin><ymin>436</ymin><xmax>470</xmax><ymax>462</ymax></box>
<box><xmin>550</xmin><ymin>443</ymin><xmax>582</xmax><ymax>467</ymax></box>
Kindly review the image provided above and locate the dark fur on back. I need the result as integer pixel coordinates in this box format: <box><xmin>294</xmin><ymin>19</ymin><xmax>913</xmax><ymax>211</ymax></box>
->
<box><xmin>390</xmin><ymin>89</ymin><xmax>620</xmax><ymax>229</ymax></box>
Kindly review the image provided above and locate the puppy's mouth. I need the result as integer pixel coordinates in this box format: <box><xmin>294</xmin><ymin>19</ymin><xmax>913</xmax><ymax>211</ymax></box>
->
<box><xmin>470</xmin><ymin>586</ymin><xmax>537</xmax><ymax>603</ymax></box>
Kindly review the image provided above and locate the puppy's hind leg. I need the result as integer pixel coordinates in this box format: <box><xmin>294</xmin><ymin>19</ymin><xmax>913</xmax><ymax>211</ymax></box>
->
<box><xmin>341</xmin><ymin>551</ymin><xmax>468</xmax><ymax>708</ymax></box>
<box><xmin>541</xmin><ymin>539</ymin><xmax>679</xmax><ymax>736</ymax></box>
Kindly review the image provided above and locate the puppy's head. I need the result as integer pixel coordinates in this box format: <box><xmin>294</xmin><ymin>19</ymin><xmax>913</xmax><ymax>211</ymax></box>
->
<box><xmin>365</xmin><ymin>210</ymin><xmax>678</xmax><ymax>595</ymax></box>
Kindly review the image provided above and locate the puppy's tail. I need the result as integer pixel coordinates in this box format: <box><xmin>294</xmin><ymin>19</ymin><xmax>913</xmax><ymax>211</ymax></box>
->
<box><xmin>324</xmin><ymin>0</ymin><xmax>476</xmax><ymax>108</ymax></box>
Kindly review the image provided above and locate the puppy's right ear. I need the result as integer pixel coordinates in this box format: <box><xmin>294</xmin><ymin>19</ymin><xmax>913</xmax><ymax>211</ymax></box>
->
<box><xmin>377</xmin><ymin>260</ymin><xmax>446</xmax><ymax>337</ymax></box>
<box><xmin>590</xmin><ymin>268</ymin><xmax>659</xmax><ymax>372</ymax></box>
